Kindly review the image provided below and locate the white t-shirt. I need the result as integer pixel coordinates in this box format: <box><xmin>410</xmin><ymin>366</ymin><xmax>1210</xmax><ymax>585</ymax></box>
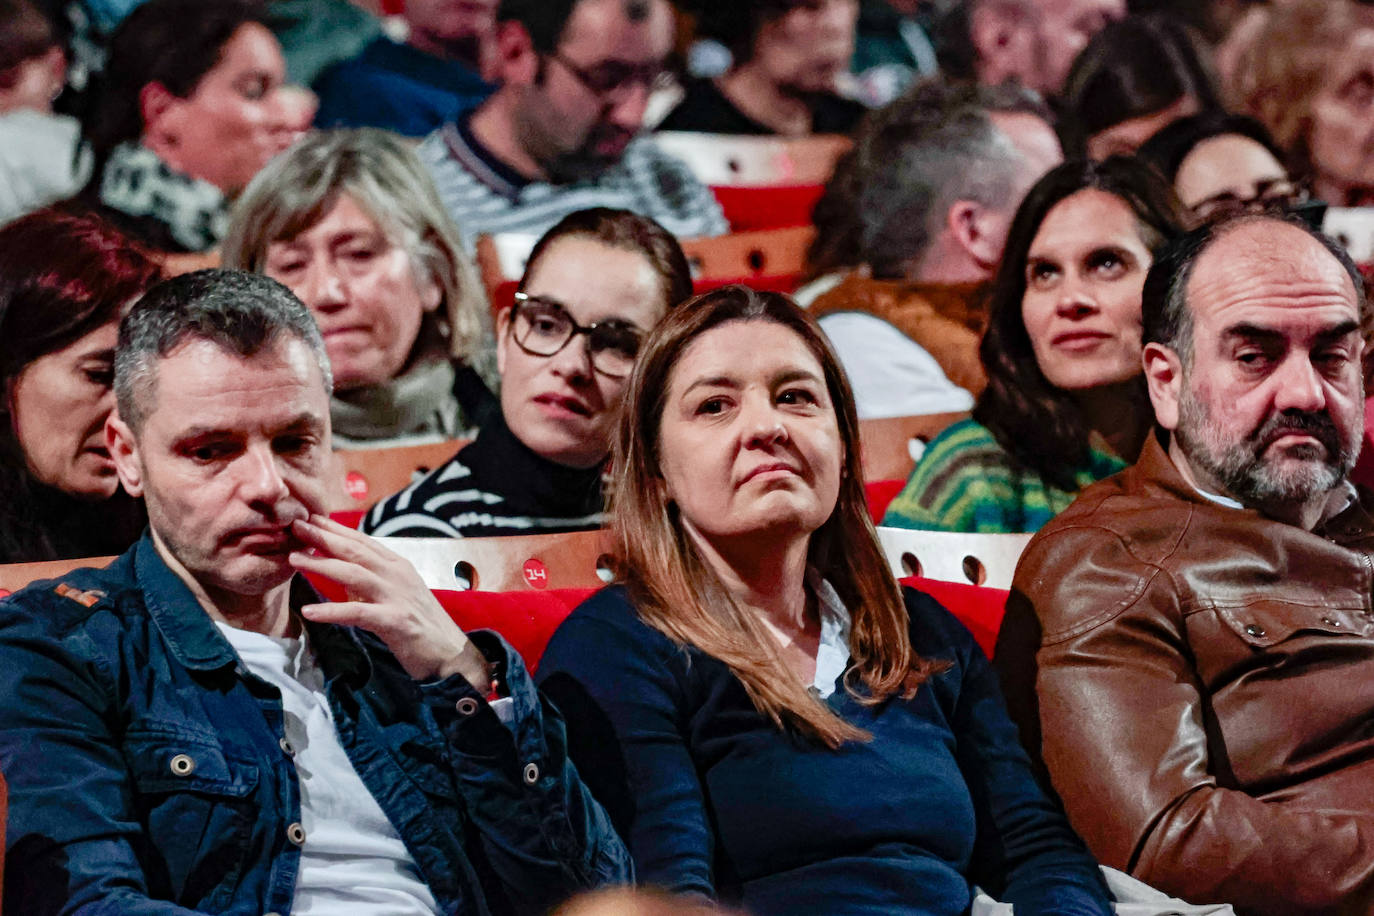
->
<box><xmin>217</xmin><ymin>623</ymin><xmax>438</xmax><ymax>915</ymax></box>
<box><xmin>819</xmin><ymin>311</ymin><xmax>976</xmax><ymax>419</ymax></box>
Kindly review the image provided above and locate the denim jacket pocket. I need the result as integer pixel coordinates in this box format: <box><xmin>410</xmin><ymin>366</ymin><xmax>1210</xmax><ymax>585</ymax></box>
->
<box><xmin>125</xmin><ymin>726</ymin><xmax>261</xmax><ymax>908</ymax></box>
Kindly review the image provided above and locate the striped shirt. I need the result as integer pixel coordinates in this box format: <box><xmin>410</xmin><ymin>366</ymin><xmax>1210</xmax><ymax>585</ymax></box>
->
<box><xmin>362</xmin><ymin>412</ymin><xmax>605</xmax><ymax>539</ymax></box>
<box><xmin>881</xmin><ymin>419</ymin><xmax>1127</xmax><ymax>534</ymax></box>
<box><xmin>418</xmin><ymin>113</ymin><xmax>728</xmax><ymax>248</ymax></box>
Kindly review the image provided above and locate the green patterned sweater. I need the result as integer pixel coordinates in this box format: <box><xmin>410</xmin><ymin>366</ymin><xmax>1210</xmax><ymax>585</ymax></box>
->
<box><xmin>881</xmin><ymin>419</ymin><xmax>1127</xmax><ymax>533</ymax></box>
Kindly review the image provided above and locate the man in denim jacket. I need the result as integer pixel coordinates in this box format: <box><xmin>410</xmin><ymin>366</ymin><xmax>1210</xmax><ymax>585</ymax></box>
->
<box><xmin>0</xmin><ymin>269</ymin><xmax>629</xmax><ymax>915</ymax></box>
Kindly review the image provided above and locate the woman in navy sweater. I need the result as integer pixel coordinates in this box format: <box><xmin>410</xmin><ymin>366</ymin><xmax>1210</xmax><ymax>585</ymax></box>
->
<box><xmin>537</xmin><ymin>287</ymin><xmax>1113</xmax><ymax>915</ymax></box>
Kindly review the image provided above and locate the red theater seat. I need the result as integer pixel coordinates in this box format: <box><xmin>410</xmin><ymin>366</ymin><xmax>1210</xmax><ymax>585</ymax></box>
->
<box><xmin>865</xmin><ymin>479</ymin><xmax>906</xmax><ymax>524</ymax></box>
<box><xmin>900</xmin><ymin>575</ymin><xmax>1010</xmax><ymax>658</ymax></box>
<box><xmin>436</xmin><ymin>588</ymin><xmax>596</xmax><ymax>672</ymax></box>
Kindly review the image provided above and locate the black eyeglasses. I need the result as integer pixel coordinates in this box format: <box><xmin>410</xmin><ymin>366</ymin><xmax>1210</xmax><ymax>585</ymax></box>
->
<box><xmin>1191</xmin><ymin>179</ymin><xmax>1317</xmax><ymax>225</ymax></box>
<box><xmin>511</xmin><ymin>292</ymin><xmax>645</xmax><ymax>378</ymax></box>
<box><xmin>546</xmin><ymin>51</ymin><xmax>673</xmax><ymax>102</ymax></box>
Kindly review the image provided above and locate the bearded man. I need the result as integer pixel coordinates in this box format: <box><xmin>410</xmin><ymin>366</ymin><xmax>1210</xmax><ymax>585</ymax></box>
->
<box><xmin>997</xmin><ymin>212</ymin><xmax>1374</xmax><ymax>915</ymax></box>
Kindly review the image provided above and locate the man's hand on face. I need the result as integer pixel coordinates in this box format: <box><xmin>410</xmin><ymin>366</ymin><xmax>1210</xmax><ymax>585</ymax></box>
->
<box><xmin>289</xmin><ymin>515</ymin><xmax>491</xmax><ymax>689</ymax></box>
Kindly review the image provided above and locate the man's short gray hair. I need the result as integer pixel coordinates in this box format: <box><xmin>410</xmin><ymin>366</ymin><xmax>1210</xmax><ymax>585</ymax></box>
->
<box><xmin>114</xmin><ymin>269</ymin><xmax>333</xmax><ymax>432</ymax></box>
<box><xmin>810</xmin><ymin>79</ymin><xmax>1050</xmax><ymax>280</ymax></box>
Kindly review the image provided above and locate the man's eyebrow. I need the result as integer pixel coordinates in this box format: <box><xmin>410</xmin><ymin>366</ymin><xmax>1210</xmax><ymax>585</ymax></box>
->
<box><xmin>1315</xmin><ymin>319</ymin><xmax>1362</xmax><ymax>343</ymax></box>
<box><xmin>1221</xmin><ymin>321</ymin><xmax>1362</xmax><ymax>344</ymax></box>
<box><xmin>1221</xmin><ymin>324</ymin><xmax>1286</xmax><ymax>344</ymax></box>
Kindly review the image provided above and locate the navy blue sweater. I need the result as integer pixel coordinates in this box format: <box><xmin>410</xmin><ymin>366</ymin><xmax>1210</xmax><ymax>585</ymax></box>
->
<box><xmin>537</xmin><ymin>585</ymin><xmax>1112</xmax><ymax>915</ymax></box>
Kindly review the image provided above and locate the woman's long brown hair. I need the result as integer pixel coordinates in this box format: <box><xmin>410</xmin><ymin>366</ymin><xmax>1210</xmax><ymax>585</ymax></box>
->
<box><xmin>609</xmin><ymin>285</ymin><xmax>947</xmax><ymax>749</ymax></box>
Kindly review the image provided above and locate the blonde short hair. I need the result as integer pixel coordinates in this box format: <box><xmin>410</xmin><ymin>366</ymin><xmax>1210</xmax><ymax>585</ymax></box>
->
<box><xmin>223</xmin><ymin>128</ymin><xmax>493</xmax><ymax>381</ymax></box>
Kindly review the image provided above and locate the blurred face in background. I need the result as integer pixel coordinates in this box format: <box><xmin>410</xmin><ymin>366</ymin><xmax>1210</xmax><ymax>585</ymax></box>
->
<box><xmin>1307</xmin><ymin>28</ymin><xmax>1374</xmax><ymax>204</ymax></box>
<box><xmin>404</xmin><ymin>0</ymin><xmax>499</xmax><ymax>67</ymax></box>
<box><xmin>8</xmin><ymin>320</ymin><xmax>121</xmax><ymax>498</ymax></box>
<box><xmin>1174</xmin><ymin>134</ymin><xmax>1294</xmax><ymax>223</ymax></box>
<box><xmin>143</xmin><ymin>22</ymin><xmax>306</xmax><ymax>194</ymax></box>
<box><xmin>264</xmin><ymin>194</ymin><xmax>440</xmax><ymax>392</ymax></box>
<box><xmin>1035</xmin><ymin>0</ymin><xmax>1126</xmax><ymax>96</ymax></box>
<box><xmin>749</xmin><ymin>0</ymin><xmax>859</xmax><ymax>94</ymax></box>
<box><xmin>512</xmin><ymin>0</ymin><xmax>674</xmax><ymax>182</ymax></box>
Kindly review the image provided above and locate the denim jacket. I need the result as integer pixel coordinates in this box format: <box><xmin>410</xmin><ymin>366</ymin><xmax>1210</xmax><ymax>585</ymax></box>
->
<box><xmin>0</xmin><ymin>533</ymin><xmax>630</xmax><ymax>915</ymax></box>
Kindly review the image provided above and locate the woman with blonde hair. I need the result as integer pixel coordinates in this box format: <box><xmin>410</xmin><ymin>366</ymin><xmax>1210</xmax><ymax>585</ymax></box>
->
<box><xmin>1228</xmin><ymin>0</ymin><xmax>1374</xmax><ymax>207</ymax></box>
<box><xmin>537</xmin><ymin>286</ymin><xmax>1112</xmax><ymax>915</ymax></box>
<box><xmin>223</xmin><ymin>127</ymin><xmax>497</xmax><ymax>447</ymax></box>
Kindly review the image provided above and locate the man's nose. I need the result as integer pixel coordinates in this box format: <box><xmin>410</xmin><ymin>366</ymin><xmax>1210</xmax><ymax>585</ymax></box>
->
<box><xmin>605</xmin><ymin>82</ymin><xmax>651</xmax><ymax>133</ymax></box>
<box><xmin>239</xmin><ymin>445</ymin><xmax>290</xmax><ymax>506</ymax></box>
<box><xmin>1273</xmin><ymin>355</ymin><xmax>1328</xmax><ymax>413</ymax></box>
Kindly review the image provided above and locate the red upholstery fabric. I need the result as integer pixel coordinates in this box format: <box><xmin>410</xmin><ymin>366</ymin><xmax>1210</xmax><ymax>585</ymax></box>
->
<box><xmin>329</xmin><ymin>510</ymin><xmax>366</xmax><ymax>530</ymax></box>
<box><xmin>435</xmin><ymin>588</ymin><xmax>595</xmax><ymax>672</ymax></box>
<box><xmin>303</xmin><ymin>570</ymin><xmax>593</xmax><ymax>672</ymax></box>
<box><xmin>710</xmin><ymin>185</ymin><xmax>824</xmax><ymax>231</ymax></box>
<box><xmin>899</xmin><ymin>576</ymin><xmax>1010</xmax><ymax>658</ymax></box>
<box><xmin>864</xmin><ymin>479</ymin><xmax>906</xmax><ymax>524</ymax></box>
<box><xmin>692</xmin><ymin>273</ymin><xmax>800</xmax><ymax>294</ymax></box>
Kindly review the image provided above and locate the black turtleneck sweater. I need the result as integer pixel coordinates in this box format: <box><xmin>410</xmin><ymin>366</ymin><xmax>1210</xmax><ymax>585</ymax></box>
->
<box><xmin>359</xmin><ymin>411</ymin><xmax>604</xmax><ymax>539</ymax></box>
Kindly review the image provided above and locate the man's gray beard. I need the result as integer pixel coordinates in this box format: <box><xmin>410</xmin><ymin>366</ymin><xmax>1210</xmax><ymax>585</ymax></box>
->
<box><xmin>1175</xmin><ymin>385</ymin><xmax>1356</xmax><ymax>506</ymax></box>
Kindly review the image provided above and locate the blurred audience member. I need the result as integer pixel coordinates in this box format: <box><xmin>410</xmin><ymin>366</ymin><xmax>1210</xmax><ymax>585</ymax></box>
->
<box><xmin>883</xmin><ymin>158</ymin><xmax>1183</xmax><ymax>532</ymax></box>
<box><xmin>0</xmin><ymin>0</ymin><xmax>91</xmax><ymax>224</ymax></box>
<box><xmin>224</xmin><ymin>128</ymin><xmax>497</xmax><ymax>449</ymax></box>
<box><xmin>1230</xmin><ymin>0</ymin><xmax>1374</xmax><ymax>206</ymax></box>
<box><xmin>849</xmin><ymin>0</ymin><xmax>940</xmax><ymax>107</ymax></box>
<box><xmin>0</xmin><ymin>209</ymin><xmax>161</xmax><ymax>563</ymax></box>
<box><xmin>1059</xmin><ymin>14</ymin><xmax>1220</xmax><ymax>160</ymax></box>
<box><xmin>660</xmin><ymin>0</ymin><xmax>865</xmax><ymax>136</ymax></box>
<box><xmin>934</xmin><ymin>0</ymin><xmax>1125</xmax><ymax>98</ymax></box>
<box><xmin>1138</xmin><ymin>111</ymin><xmax>1315</xmax><ymax>227</ymax></box>
<box><xmin>77</xmin><ymin>0</ymin><xmax>310</xmax><ymax>252</ymax></box>
<box><xmin>313</xmin><ymin>0</ymin><xmax>497</xmax><ymax>136</ymax></box>
<box><xmin>419</xmin><ymin>0</ymin><xmax>726</xmax><ymax>246</ymax></box>
<box><xmin>998</xmin><ymin>214</ymin><xmax>1374</xmax><ymax>913</ymax></box>
<box><xmin>806</xmin><ymin>79</ymin><xmax>1061</xmax><ymax>416</ymax></box>
<box><xmin>265</xmin><ymin>0</ymin><xmax>381</xmax><ymax>87</ymax></box>
<box><xmin>364</xmin><ymin>207</ymin><xmax>690</xmax><ymax>538</ymax></box>
<box><xmin>538</xmin><ymin>286</ymin><xmax>1115</xmax><ymax>915</ymax></box>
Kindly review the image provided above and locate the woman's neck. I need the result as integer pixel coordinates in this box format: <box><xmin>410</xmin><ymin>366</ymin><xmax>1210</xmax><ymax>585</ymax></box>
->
<box><xmin>683</xmin><ymin>520</ymin><xmax>812</xmax><ymax>632</ymax></box>
<box><xmin>716</xmin><ymin>65</ymin><xmax>814</xmax><ymax>137</ymax></box>
<box><xmin>1072</xmin><ymin>380</ymin><xmax>1149</xmax><ymax>461</ymax></box>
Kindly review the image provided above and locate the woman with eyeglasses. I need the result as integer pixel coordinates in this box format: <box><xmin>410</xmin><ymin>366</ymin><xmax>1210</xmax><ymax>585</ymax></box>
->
<box><xmin>1137</xmin><ymin>111</ymin><xmax>1321</xmax><ymax>228</ymax></box>
<box><xmin>223</xmin><ymin>128</ymin><xmax>498</xmax><ymax>449</ymax></box>
<box><xmin>362</xmin><ymin>207</ymin><xmax>693</xmax><ymax>538</ymax></box>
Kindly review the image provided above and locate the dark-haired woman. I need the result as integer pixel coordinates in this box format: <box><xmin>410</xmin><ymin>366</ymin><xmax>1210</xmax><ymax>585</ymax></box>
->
<box><xmin>1137</xmin><ymin>111</ymin><xmax>1314</xmax><ymax>227</ymax></box>
<box><xmin>362</xmin><ymin>207</ymin><xmax>692</xmax><ymax>538</ymax></box>
<box><xmin>883</xmin><ymin>158</ymin><xmax>1184</xmax><ymax>533</ymax></box>
<box><xmin>538</xmin><ymin>285</ymin><xmax>1113</xmax><ymax>914</ymax></box>
<box><xmin>1060</xmin><ymin>14</ymin><xmax>1220</xmax><ymax>161</ymax></box>
<box><xmin>0</xmin><ymin>209</ymin><xmax>162</xmax><ymax>562</ymax></box>
<box><xmin>75</xmin><ymin>0</ymin><xmax>310</xmax><ymax>252</ymax></box>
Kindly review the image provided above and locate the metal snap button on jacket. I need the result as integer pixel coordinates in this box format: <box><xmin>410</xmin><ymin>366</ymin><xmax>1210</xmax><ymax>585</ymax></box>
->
<box><xmin>456</xmin><ymin>697</ymin><xmax>480</xmax><ymax>716</ymax></box>
<box><xmin>169</xmin><ymin>753</ymin><xmax>195</xmax><ymax>776</ymax></box>
<box><xmin>522</xmin><ymin>762</ymin><xmax>540</xmax><ymax>785</ymax></box>
<box><xmin>1245</xmin><ymin>624</ymin><xmax>1266</xmax><ymax>638</ymax></box>
<box><xmin>287</xmin><ymin>822</ymin><xmax>306</xmax><ymax>846</ymax></box>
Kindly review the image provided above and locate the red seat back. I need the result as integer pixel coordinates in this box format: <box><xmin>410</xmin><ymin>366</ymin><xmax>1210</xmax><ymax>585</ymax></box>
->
<box><xmin>864</xmin><ymin>479</ymin><xmax>906</xmax><ymax>524</ymax></box>
<box><xmin>900</xmin><ymin>575</ymin><xmax>1010</xmax><ymax>658</ymax></box>
<box><xmin>434</xmin><ymin>588</ymin><xmax>596</xmax><ymax>672</ymax></box>
<box><xmin>709</xmin><ymin>184</ymin><xmax>825</xmax><ymax>231</ymax></box>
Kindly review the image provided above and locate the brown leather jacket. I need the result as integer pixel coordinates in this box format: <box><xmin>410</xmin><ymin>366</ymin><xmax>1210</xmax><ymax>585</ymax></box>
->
<box><xmin>996</xmin><ymin>432</ymin><xmax>1374</xmax><ymax>915</ymax></box>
